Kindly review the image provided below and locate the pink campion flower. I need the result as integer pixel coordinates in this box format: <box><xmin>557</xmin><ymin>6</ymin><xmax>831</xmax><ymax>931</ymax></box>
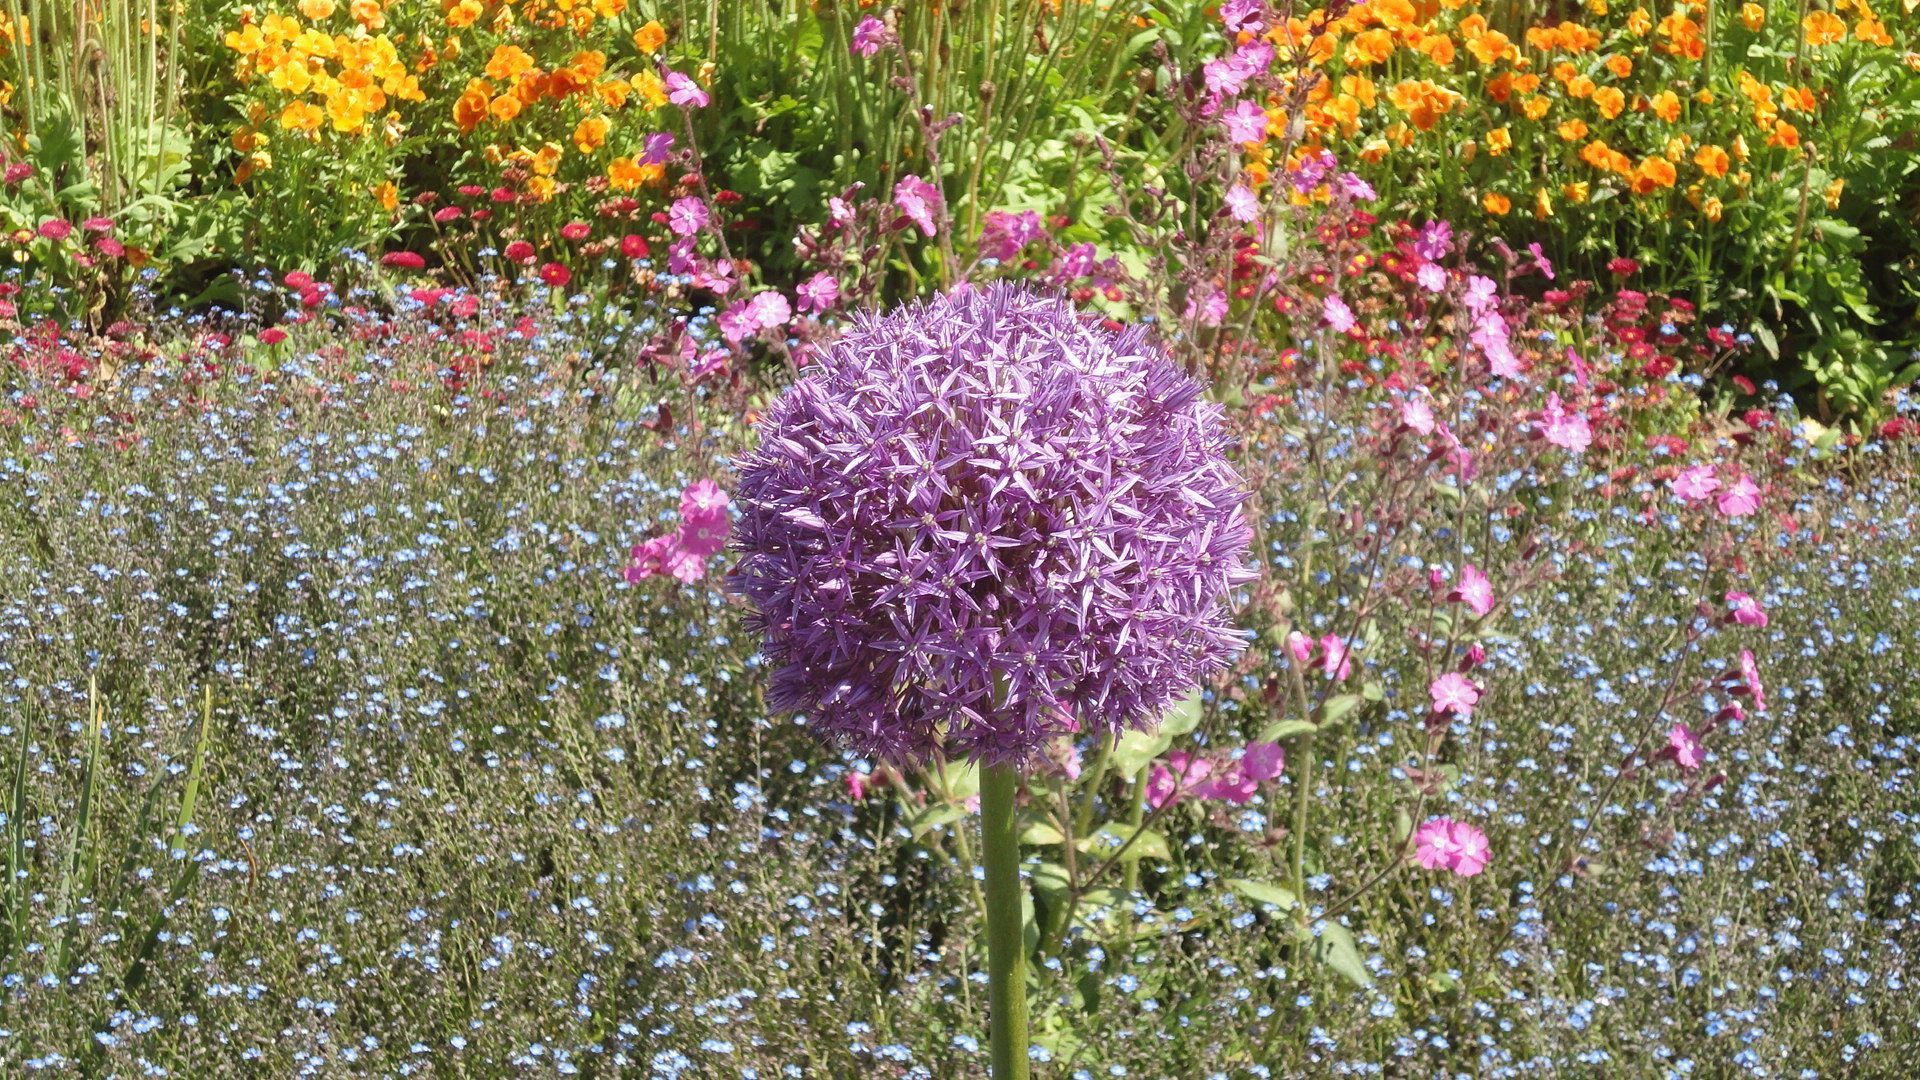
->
<box><xmin>748</xmin><ymin>290</ymin><xmax>792</xmax><ymax>333</ymax></box>
<box><xmin>1527</xmin><ymin>242</ymin><xmax>1554</xmax><ymax>280</ymax></box>
<box><xmin>796</xmin><ymin>271</ymin><xmax>839</xmax><ymax>314</ymax></box>
<box><xmin>1185</xmin><ymin>288</ymin><xmax>1228</xmax><ymax>327</ymax></box>
<box><xmin>1318</xmin><ymin>634</ymin><xmax>1353</xmax><ymax>680</ymax></box>
<box><xmin>1203</xmin><ymin>54</ymin><xmax>1255</xmax><ymax>96</ymax></box>
<box><xmin>1739</xmin><ymin>650</ymin><xmax>1765</xmax><ymax>711</ymax></box>
<box><xmin>828</xmin><ymin>194</ymin><xmax>857</xmax><ymax>227</ymax></box>
<box><xmin>1540</xmin><ymin>392</ymin><xmax>1592</xmax><ymax>454</ymax></box>
<box><xmin>718</xmin><ymin>299</ymin><xmax>759</xmax><ymax>343</ymax></box>
<box><xmin>893</xmin><ymin>174</ymin><xmax>942</xmax><ymax>236</ymax></box>
<box><xmin>1243</xmin><ymin>741</ymin><xmax>1285</xmax><ymax>782</ymax></box>
<box><xmin>1146</xmin><ymin>752</ymin><xmax>1214</xmax><ymax>809</ymax></box>
<box><xmin>1286</xmin><ymin>630</ymin><xmax>1313</xmax><ymax>666</ymax></box>
<box><xmin>1220</xmin><ymin>0</ymin><xmax>1264</xmax><ymax>32</ymax></box>
<box><xmin>679</xmin><ymin>480</ymin><xmax>730</xmax><ymax>554</ymax></box>
<box><xmin>1235</xmin><ymin>39</ymin><xmax>1276</xmax><ymax>77</ymax></box>
<box><xmin>1336</xmin><ymin>172</ymin><xmax>1376</xmax><ymax>201</ymax></box>
<box><xmin>625</xmin><ymin>533</ymin><xmax>679</xmax><ymax>582</ymax></box>
<box><xmin>1323</xmin><ymin>293</ymin><xmax>1357</xmax><ymax>333</ymax></box>
<box><xmin>1197</xmin><ymin>760</ymin><xmax>1260</xmax><ymax>804</ymax></box>
<box><xmin>640</xmin><ymin>132</ymin><xmax>675</xmax><ymax>166</ymax></box>
<box><xmin>1221</xmin><ymin>99</ymin><xmax>1268</xmax><ymax>144</ymax></box>
<box><xmin>1450</xmin><ymin>564</ymin><xmax>1495</xmax><ymax>616</ymax></box>
<box><xmin>977</xmin><ymin>209</ymin><xmax>1044</xmax><ymax>261</ymax></box>
<box><xmin>1463</xmin><ymin>275</ymin><xmax>1498</xmax><ymax>314</ymax></box>
<box><xmin>1464</xmin><ymin>642</ymin><xmax>1486</xmax><ymax>668</ymax></box>
<box><xmin>1436</xmin><ymin>423</ymin><xmax>1478</xmax><ymax>480</ymax></box>
<box><xmin>1446</xmin><ymin>821</ymin><xmax>1490</xmax><ymax>876</ymax></box>
<box><xmin>1224</xmin><ymin>184</ymin><xmax>1259</xmax><ymax>223</ymax></box>
<box><xmin>665</xmin><ymin>71</ymin><xmax>709</xmax><ymax>108</ymax></box>
<box><xmin>663</xmin><ymin>544</ymin><xmax>708</xmax><ymax>583</ymax></box>
<box><xmin>1416</xmin><ymin>263</ymin><xmax>1447</xmax><ymax>293</ymax></box>
<box><xmin>1400</xmin><ymin>394</ymin><xmax>1436</xmax><ymax>434</ymax></box>
<box><xmin>1473</xmin><ymin>311</ymin><xmax>1519</xmax><ymax>377</ymax></box>
<box><xmin>692</xmin><ymin>350</ymin><xmax>730</xmax><ymax>379</ymax></box>
<box><xmin>850</xmin><ymin>15</ymin><xmax>886</xmax><ymax>57</ymax></box>
<box><xmin>847</xmin><ymin>769</ymin><xmax>871</xmax><ymax>800</ymax></box>
<box><xmin>1725</xmin><ymin>591</ymin><xmax>1768</xmax><ymax>627</ymax></box>
<box><xmin>1672</xmin><ymin>464</ymin><xmax>1720</xmax><ymax>502</ymax></box>
<box><xmin>1429</xmin><ymin>672</ymin><xmax>1481</xmax><ymax>715</ymax></box>
<box><xmin>695</xmin><ymin>257</ymin><xmax>736</xmax><ymax>294</ymax></box>
<box><xmin>1289</xmin><ymin>151</ymin><xmax>1336</xmax><ymax>194</ymax></box>
<box><xmin>1414</xmin><ymin>219</ymin><xmax>1453</xmax><ymax>260</ymax></box>
<box><xmin>668</xmin><ymin>196</ymin><xmax>709</xmax><ymax>236</ymax></box>
<box><xmin>1053</xmin><ymin>241</ymin><xmax>1096</xmax><ymax>282</ymax></box>
<box><xmin>1716</xmin><ymin>474</ymin><xmax>1761</xmax><ymax>517</ymax></box>
<box><xmin>1668</xmin><ymin>724</ymin><xmax>1703</xmax><ymax>770</ymax></box>
<box><xmin>38</xmin><ymin>220</ymin><xmax>73</xmax><ymax>241</ymax></box>
<box><xmin>1050</xmin><ymin>737</ymin><xmax>1083</xmax><ymax>781</ymax></box>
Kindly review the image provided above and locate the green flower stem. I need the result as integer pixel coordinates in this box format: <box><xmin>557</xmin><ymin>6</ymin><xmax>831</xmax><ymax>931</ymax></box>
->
<box><xmin>980</xmin><ymin>762</ymin><xmax>1031</xmax><ymax>1080</ymax></box>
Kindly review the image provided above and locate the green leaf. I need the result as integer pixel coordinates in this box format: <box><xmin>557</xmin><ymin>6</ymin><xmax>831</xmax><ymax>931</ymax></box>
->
<box><xmin>1226</xmin><ymin>878</ymin><xmax>1298</xmax><ymax>911</ymax></box>
<box><xmin>1077</xmin><ymin>824</ymin><xmax>1170</xmax><ymax>862</ymax></box>
<box><xmin>1304</xmin><ymin>919</ymin><xmax>1373</xmax><ymax>988</ymax></box>
<box><xmin>1258</xmin><ymin>718</ymin><xmax>1317</xmax><ymax>743</ymax></box>
<box><xmin>1108</xmin><ymin>728</ymin><xmax>1172</xmax><ymax>778</ymax></box>
<box><xmin>1159</xmin><ymin>690</ymin><xmax>1204</xmax><ymax>736</ymax></box>
<box><xmin>905</xmin><ymin>803</ymin><xmax>966</xmax><ymax>840</ymax></box>
<box><xmin>1360</xmin><ymin>681</ymin><xmax>1386</xmax><ymax>703</ymax></box>
<box><xmin>1319</xmin><ymin>694</ymin><xmax>1364</xmax><ymax>727</ymax></box>
<box><xmin>1753</xmin><ymin>322</ymin><xmax>1780</xmax><ymax>360</ymax></box>
<box><xmin>1019</xmin><ymin>817</ymin><xmax>1066</xmax><ymax>846</ymax></box>
<box><xmin>1031</xmin><ymin>860</ymin><xmax>1071</xmax><ymax>898</ymax></box>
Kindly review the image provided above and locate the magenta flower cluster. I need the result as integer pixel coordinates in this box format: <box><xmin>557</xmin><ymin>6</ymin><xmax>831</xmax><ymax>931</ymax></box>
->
<box><xmin>729</xmin><ymin>283</ymin><xmax>1257</xmax><ymax>765</ymax></box>
<box><xmin>626</xmin><ymin>479</ymin><xmax>729</xmax><ymax>584</ymax></box>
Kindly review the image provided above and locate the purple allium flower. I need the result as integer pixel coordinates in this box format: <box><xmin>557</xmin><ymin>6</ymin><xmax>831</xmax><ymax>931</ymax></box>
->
<box><xmin>730</xmin><ymin>284</ymin><xmax>1256</xmax><ymax>765</ymax></box>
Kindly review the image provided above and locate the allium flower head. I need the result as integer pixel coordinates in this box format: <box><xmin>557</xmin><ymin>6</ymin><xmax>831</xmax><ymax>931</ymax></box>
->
<box><xmin>731</xmin><ymin>284</ymin><xmax>1256</xmax><ymax>765</ymax></box>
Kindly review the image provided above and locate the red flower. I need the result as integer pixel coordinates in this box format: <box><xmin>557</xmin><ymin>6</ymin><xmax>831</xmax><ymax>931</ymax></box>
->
<box><xmin>284</xmin><ymin>270</ymin><xmax>313</xmax><ymax>288</ymax></box>
<box><xmin>503</xmin><ymin>240</ymin><xmax>536</xmax><ymax>263</ymax></box>
<box><xmin>260</xmin><ymin>328</ymin><xmax>288</xmax><ymax>345</ymax></box>
<box><xmin>1731</xmin><ymin>374</ymin><xmax>1756</xmax><ymax>394</ymax></box>
<box><xmin>94</xmin><ymin>238</ymin><xmax>125</xmax><ymax>257</ymax></box>
<box><xmin>81</xmin><ymin>217</ymin><xmax>115</xmax><ymax>233</ymax></box>
<box><xmin>490</xmin><ymin>186</ymin><xmax>516</xmax><ymax>203</ymax></box>
<box><xmin>380</xmin><ymin>251</ymin><xmax>427</xmax><ymax>269</ymax></box>
<box><xmin>1607</xmin><ymin>257</ymin><xmax>1639</xmax><ymax>277</ymax></box>
<box><xmin>560</xmin><ymin>221</ymin><xmax>591</xmax><ymax>240</ymax></box>
<box><xmin>620</xmin><ymin>234</ymin><xmax>650</xmax><ymax>259</ymax></box>
<box><xmin>433</xmin><ymin>206</ymin><xmax>464</xmax><ymax>222</ymax></box>
<box><xmin>458</xmin><ymin>185</ymin><xmax>485</xmax><ymax>196</ymax></box>
<box><xmin>539</xmin><ymin>262</ymin><xmax>571</xmax><ymax>287</ymax></box>
<box><xmin>37</xmin><ymin>220</ymin><xmax>73</xmax><ymax>241</ymax></box>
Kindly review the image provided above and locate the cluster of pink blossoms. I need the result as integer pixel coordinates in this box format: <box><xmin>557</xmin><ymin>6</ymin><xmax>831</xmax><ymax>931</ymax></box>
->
<box><xmin>1147</xmin><ymin>743</ymin><xmax>1285</xmax><ymax>808</ymax></box>
<box><xmin>1672</xmin><ymin>464</ymin><xmax>1762</xmax><ymax>516</ymax></box>
<box><xmin>1413</xmin><ymin>817</ymin><xmax>1491</xmax><ymax>877</ymax></box>
<box><xmin>626</xmin><ymin>479</ymin><xmax>729</xmax><ymax>584</ymax></box>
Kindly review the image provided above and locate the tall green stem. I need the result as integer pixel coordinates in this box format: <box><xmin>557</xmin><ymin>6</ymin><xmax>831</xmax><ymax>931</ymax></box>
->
<box><xmin>980</xmin><ymin>762</ymin><xmax>1031</xmax><ymax>1080</ymax></box>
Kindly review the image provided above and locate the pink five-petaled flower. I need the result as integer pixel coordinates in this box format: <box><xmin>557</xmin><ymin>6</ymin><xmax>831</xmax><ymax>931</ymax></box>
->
<box><xmin>1716</xmin><ymin>474</ymin><xmax>1761</xmax><ymax>517</ymax></box>
<box><xmin>1286</xmin><ymin>630</ymin><xmax>1312</xmax><ymax>665</ymax></box>
<box><xmin>1323</xmin><ymin>293</ymin><xmax>1357</xmax><ymax>333</ymax></box>
<box><xmin>846</xmin><ymin>769</ymin><xmax>871</xmax><ymax>800</ymax></box>
<box><xmin>678</xmin><ymin>479</ymin><xmax>731</xmax><ymax>555</ymax></box>
<box><xmin>1429</xmin><ymin>672</ymin><xmax>1481</xmax><ymax>715</ymax></box>
<box><xmin>977</xmin><ymin>209</ymin><xmax>1045</xmax><ymax>261</ymax></box>
<box><xmin>1146</xmin><ymin>751</ymin><xmax>1214</xmax><ymax>809</ymax></box>
<box><xmin>1450</xmin><ymin>564</ymin><xmax>1494</xmax><ymax>617</ymax></box>
<box><xmin>668</xmin><ymin>197</ymin><xmax>709</xmax><ymax>237</ymax></box>
<box><xmin>1221</xmin><ymin>99</ymin><xmax>1268</xmax><ymax>144</ymax></box>
<box><xmin>1196</xmin><ymin>740</ymin><xmax>1284</xmax><ymax>804</ymax></box>
<box><xmin>1414</xmin><ymin>219</ymin><xmax>1452</xmax><ymax>260</ymax></box>
<box><xmin>1540</xmin><ymin>392</ymin><xmax>1592</xmax><ymax>454</ymax></box>
<box><xmin>640</xmin><ymin>132</ymin><xmax>675</xmax><ymax>166</ymax></box>
<box><xmin>1400</xmin><ymin>394</ymin><xmax>1436</xmax><ymax>434</ymax></box>
<box><xmin>1672</xmin><ymin>464</ymin><xmax>1719</xmax><ymax>502</ymax></box>
<box><xmin>1318</xmin><ymin>634</ymin><xmax>1352</xmax><ymax>680</ymax></box>
<box><xmin>1725</xmin><ymin>591</ymin><xmax>1768</xmax><ymax>627</ymax></box>
<box><xmin>1219</xmin><ymin>0</ymin><xmax>1264</xmax><ymax>32</ymax></box>
<box><xmin>1668</xmin><ymin>723</ymin><xmax>1703</xmax><ymax>770</ymax></box>
<box><xmin>796</xmin><ymin>271</ymin><xmax>839</xmax><ymax>314</ymax></box>
<box><xmin>851</xmin><ymin>15</ymin><xmax>886</xmax><ymax>57</ymax></box>
<box><xmin>892</xmin><ymin>174</ymin><xmax>942</xmax><ymax>236</ymax></box>
<box><xmin>1224</xmin><ymin>184</ymin><xmax>1259</xmax><ymax>223</ymax></box>
<box><xmin>1412</xmin><ymin>817</ymin><xmax>1490</xmax><ymax>877</ymax></box>
<box><xmin>1738</xmin><ymin>649</ymin><xmax>1766</xmax><ymax>711</ymax></box>
<box><xmin>664</xmin><ymin>71</ymin><xmax>709</xmax><ymax>108</ymax></box>
<box><xmin>1416</xmin><ymin>262</ymin><xmax>1447</xmax><ymax>293</ymax></box>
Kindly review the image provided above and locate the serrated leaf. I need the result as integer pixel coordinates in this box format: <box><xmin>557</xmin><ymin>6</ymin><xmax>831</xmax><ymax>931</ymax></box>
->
<box><xmin>1226</xmin><ymin>878</ymin><xmax>1298</xmax><ymax>911</ymax></box>
<box><xmin>1258</xmin><ymin>718</ymin><xmax>1317</xmax><ymax>743</ymax></box>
